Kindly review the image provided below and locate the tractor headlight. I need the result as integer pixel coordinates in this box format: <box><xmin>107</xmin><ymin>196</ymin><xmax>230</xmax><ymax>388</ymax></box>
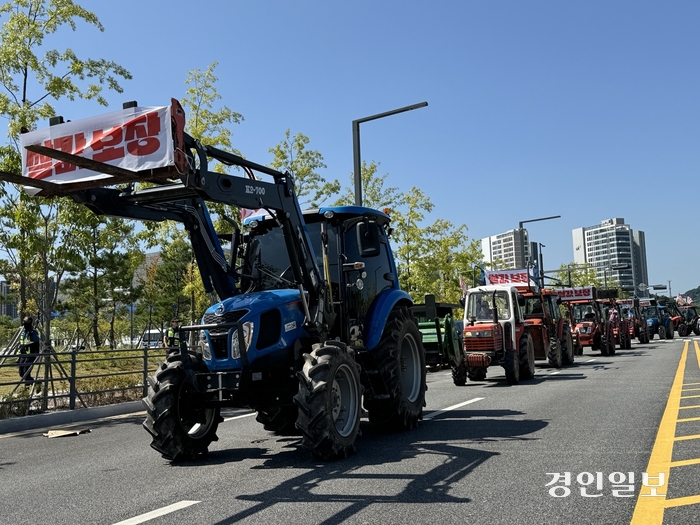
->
<box><xmin>464</xmin><ymin>330</ymin><xmax>493</xmax><ymax>338</ymax></box>
<box><xmin>199</xmin><ymin>331</ymin><xmax>211</xmax><ymax>360</ymax></box>
<box><xmin>231</xmin><ymin>322</ymin><xmax>254</xmax><ymax>359</ymax></box>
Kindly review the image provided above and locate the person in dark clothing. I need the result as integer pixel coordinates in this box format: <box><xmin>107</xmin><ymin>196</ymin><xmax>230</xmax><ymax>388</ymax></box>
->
<box><xmin>164</xmin><ymin>318</ymin><xmax>187</xmax><ymax>353</ymax></box>
<box><xmin>18</xmin><ymin>316</ymin><xmax>40</xmax><ymax>384</ymax></box>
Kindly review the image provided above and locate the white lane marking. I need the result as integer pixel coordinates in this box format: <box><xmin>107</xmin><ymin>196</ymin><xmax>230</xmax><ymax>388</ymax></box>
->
<box><xmin>224</xmin><ymin>412</ymin><xmax>256</xmax><ymax>422</ymax></box>
<box><xmin>112</xmin><ymin>500</ymin><xmax>200</xmax><ymax>525</ymax></box>
<box><xmin>423</xmin><ymin>397</ymin><xmax>484</xmax><ymax>421</ymax></box>
<box><xmin>549</xmin><ymin>371</ymin><xmax>561</xmax><ymax>375</ymax></box>
<box><xmin>586</xmin><ymin>358</ymin><xmax>597</xmax><ymax>362</ymax></box>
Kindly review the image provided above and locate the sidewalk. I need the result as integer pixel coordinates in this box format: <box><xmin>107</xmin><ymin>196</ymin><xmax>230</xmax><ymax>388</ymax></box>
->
<box><xmin>0</xmin><ymin>400</ymin><xmax>145</xmax><ymax>435</ymax></box>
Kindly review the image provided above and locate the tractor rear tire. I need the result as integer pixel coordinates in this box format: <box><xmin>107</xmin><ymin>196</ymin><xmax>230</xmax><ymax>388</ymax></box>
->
<box><xmin>666</xmin><ymin>324</ymin><xmax>674</xmax><ymax>340</ymax></box>
<box><xmin>561</xmin><ymin>330</ymin><xmax>575</xmax><ymax>365</ymax></box>
<box><xmin>142</xmin><ymin>357</ymin><xmax>222</xmax><ymax>461</ymax></box>
<box><xmin>694</xmin><ymin>322</ymin><xmax>700</xmax><ymax>336</ymax></box>
<box><xmin>452</xmin><ymin>362</ymin><xmax>467</xmax><ymax>386</ymax></box>
<box><xmin>519</xmin><ymin>335</ymin><xmax>536</xmax><ymax>379</ymax></box>
<box><xmin>364</xmin><ymin>307</ymin><xmax>427</xmax><ymax>431</ymax></box>
<box><xmin>294</xmin><ymin>342</ymin><xmax>362</xmax><ymax>459</ymax></box>
<box><xmin>503</xmin><ymin>346</ymin><xmax>520</xmax><ymax>385</ymax></box>
<box><xmin>256</xmin><ymin>404</ymin><xmax>299</xmax><ymax>435</ymax></box>
<box><xmin>548</xmin><ymin>338</ymin><xmax>562</xmax><ymax>368</ymax></box>
<box><xmin>467</xmin><ymin>367</ymin><xmax>487</xmax><ymax>381</ymax></box>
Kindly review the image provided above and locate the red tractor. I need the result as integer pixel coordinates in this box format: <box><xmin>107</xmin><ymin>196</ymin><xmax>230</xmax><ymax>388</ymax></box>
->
<box><xmin>598</xmin><ymin>290</ymin><xmax>631</xmax><ymax>350</ymax></box>
<box><xmin>677</xmin><ymin>304</ymin><xmax>700</xmax><ymax>337</ymax></box>
<box><xmin>617</xmin><ymin>298</ymin><xmax>650</xmax><ymax>344</ymax></box>
<box><xmin>520</xmin><ymin>287</ymin><xmax>575</xmax><ymax>367</ymax></box>
<box><xmin>460</xmin><ymin>284</ymin><xmax>535</xmax><ymax>385</ymax></box>
<box><xmin>558</xmin><ymin>286</ymin><xmax>615</xmax><ymax>356</ymax></box>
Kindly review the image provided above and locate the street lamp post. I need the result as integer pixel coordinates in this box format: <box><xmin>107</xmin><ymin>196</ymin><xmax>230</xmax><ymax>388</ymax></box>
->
<box><xmin>517</xmin><ymin>216</ymin><xmax>561</xmax><ymax>269</ymax></box>
<box><xmin>352</xmin><ymin>102</ymin><xmax>428</xmax><ymax>206</ymax></box>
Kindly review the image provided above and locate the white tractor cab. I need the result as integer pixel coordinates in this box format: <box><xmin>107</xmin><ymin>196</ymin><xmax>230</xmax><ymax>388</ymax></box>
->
<box><xmin>461</xmin><ymin>284</ymin><xmax>535</xmax><ymax>385</ymax></box>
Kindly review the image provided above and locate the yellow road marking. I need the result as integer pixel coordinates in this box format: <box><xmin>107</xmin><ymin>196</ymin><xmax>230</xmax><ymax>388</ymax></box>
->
<box><xmin>674</xmin><ymin>433</ymin><xmax>700</xmax><ymax>441</ymax></box>
<box><xmin>677</xmin><ymin>416</ymin><xmax>700</xmax><ymax>423</ymax></box>
<box><xmin>681</xmin><ymin>387</ymin><xmax>700</xmax><ymax>392</ymax></box>
<box><xmin>670</xmin><ymin>458</ymin><xmax>700</xmax><ymax>468</ymax></box>
<box><xmin>665</xmin><ymin>494</ymin><xmax>700</xmax><ymax>508</ymax></box>
<box><xmin>680</xmin><ymin>394</ymin><xmax>700</xmax><ymax>399</ymax></box>
<box><xmin>678</xmin><ymin>404</ymin><xmax>700</xmax><ymax>410</ymax></box>
<box><xmin>630</xmin><ymin>341</ymin><xmax>688</xmax><ymax>525</ymax></box>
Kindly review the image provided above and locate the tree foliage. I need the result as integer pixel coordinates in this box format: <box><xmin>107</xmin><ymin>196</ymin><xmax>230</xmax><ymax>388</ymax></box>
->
<box><xmin>268</xmin><ymin>129</ymin><xmax>338</xmax><ymax>208</ymax></box>
<box><xmin>0</xmin><ymin>1</ymin><xmax>131</xmax><ymax>344</ymax></box>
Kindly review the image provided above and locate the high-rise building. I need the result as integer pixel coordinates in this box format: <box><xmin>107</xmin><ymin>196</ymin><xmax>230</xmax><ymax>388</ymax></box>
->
<box><xmin>572</xmin><ymin>218</ymin><xmax>648</xmax><ymax>296</ymax></box>
<box><xmin>481</xmin><ymin>228</ymin><xmax>539</xmax><ymax>270</ymax></box>
<box><xmin>0</xmin><ymin>280</ymin><xmax>18</xmax><ymax>319</ymax></box>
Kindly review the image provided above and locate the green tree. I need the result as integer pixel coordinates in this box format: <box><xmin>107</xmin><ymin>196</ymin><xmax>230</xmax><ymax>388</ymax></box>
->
<box><xmin>332</xmin><ymin>160</ymin><xmax>400</xmax><ymax>210</ymax></box>
<box><xmin>268</xmin><ymin>129</ymin><xmax>338</xmax><ymax>208</ymax></box>
<box><xmin>0</xmin><ymin>0</ymin><xmax>130</xmax><ymax>345</ymax></box>
<box><xmin>139</xmin><ymin>62</ymin><xmax>244</xmax><ymax>319</ymax></box>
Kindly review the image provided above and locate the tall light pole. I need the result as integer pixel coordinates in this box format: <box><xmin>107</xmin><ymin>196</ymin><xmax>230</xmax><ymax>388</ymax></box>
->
<box><xmin>518</xmin><ymin>215</ymin><xmax>561</xmax><ymax>268</ymax></box>
<box><xmin>352</xmin><ymin>101</ymin><xmax>428</xmax><ymax>206</ymax></box>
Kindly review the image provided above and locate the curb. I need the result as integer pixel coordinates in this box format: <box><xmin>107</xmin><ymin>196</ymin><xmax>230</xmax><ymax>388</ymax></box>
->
<box><xmin>0</xmin><ymin>400</ymin><xmax>145</xmax><ymax>435</ymax></box>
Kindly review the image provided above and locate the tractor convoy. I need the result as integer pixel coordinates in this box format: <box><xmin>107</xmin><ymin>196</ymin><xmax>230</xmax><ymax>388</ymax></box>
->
<box><xmin>3</xmin><ymin>98</ymin><xmax>689</xmax><ymax>462</ymax></box>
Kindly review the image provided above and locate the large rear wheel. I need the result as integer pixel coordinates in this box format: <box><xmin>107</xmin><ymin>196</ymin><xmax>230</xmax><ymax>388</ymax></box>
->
<box><xmin>294</xmin><ymin>342</ymin><xmax>361</xmax><ymax>459</ymax></box>
<box><xmin>519</xmin><ymin>335</ymin><xmax>535</xmax><ymax>379</ymax></box>
<box><xmin>561</xmin><ymin>330</ymin><xmax>575</xmax><ymax>365</ymax></box>
<box><xmin>548</xmin><ymin>338</ymin><xmax>562</xmax><ymax>368</ymax></box>
<box><xmin>503</xmin><ymin>346</ymin><xmax>520</xmax><ymax>384</ymax></box>
<box><xmin>142</xmin><ymin>355</ymin><xmax>221</xmax><ymax>461</ymax></box>
<box><xmin>364</xmin><ymin>307</ymin><xmax>427</xmax><ymax>431</ymax></box>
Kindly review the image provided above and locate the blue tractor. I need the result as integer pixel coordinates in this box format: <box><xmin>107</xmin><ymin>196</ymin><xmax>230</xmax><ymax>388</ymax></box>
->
<box><xmin>645</xmin><ymin>302</ymin><xmax>674</xmax><ymax>340</ymax></box>
<box><xmin>8</xmin><ymin>99</ymin><xmax>427</xmax><ymax>461</ymax></box>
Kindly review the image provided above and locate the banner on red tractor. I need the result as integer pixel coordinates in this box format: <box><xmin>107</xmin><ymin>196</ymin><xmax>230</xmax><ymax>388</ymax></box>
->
<box><xmin>484</xmin><ymin>269</ymin><xmax>537</xmax><ymax>287</ymax></box>
<box><xmin>20</xmin><ymin>105</ymin><xmax>175</xmax><ymax>195</ymax></box>
<box><xmin>557</xmin><ymin>286</ymin><xmax>595</xmax><ymax>301</ymax></box>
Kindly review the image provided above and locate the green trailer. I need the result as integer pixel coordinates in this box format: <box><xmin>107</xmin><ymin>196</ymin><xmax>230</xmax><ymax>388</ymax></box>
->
<box><xmin>412</xmin><ymin>295</ymin><xmax>464</xmax><ymax>373</ymax></box>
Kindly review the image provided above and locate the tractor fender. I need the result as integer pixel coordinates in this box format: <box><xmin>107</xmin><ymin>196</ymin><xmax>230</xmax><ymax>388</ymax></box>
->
<box><xmin>364</xmin><ymin>289</ymin><xmax>414</xmax><ymax>350</ymax></box>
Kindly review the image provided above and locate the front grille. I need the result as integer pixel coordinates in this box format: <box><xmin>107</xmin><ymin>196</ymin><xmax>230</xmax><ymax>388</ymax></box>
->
<box><xmin>464</xmin><ymin>335</ymin><xmax>502</xmax><ymax>353</ymax></box>
<box><xmin>203</xmin><ymin>309</ymin><xmax>248</xmax><ymax>336</ymax></box>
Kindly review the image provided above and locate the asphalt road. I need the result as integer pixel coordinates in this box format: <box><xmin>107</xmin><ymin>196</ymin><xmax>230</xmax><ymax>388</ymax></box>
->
<box><xmin>1</xmin><ymin>337</ymin><xmax>698</xmax><ymax>525</ymax></box>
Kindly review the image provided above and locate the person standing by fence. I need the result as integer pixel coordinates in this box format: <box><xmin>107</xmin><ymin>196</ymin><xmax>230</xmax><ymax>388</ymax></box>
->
<box><xmin>164</xmin><ymin>318</ymin><xmax>187</xmax><ymax>353</ymax></box>
<box><xmin>18</xmin><ymin>316</ymin><xmax>40</xmax><ymax>385</ymax></box>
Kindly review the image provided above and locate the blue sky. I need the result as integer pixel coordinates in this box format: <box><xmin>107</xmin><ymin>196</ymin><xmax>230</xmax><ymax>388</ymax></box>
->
<box><xmin>30</xmin><ymin>1</ymin><xmax>700</xmax><ymax>295</ymax></box>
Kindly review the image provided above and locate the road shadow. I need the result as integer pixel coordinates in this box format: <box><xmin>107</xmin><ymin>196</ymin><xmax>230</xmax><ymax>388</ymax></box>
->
<box><xmin>196</xmin><ymin>409</ymin><xmax>547</xmax><ymax>525</ymax></box>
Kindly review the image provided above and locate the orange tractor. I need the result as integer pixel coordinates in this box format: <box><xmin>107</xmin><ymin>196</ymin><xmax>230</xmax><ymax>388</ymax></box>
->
<box><xmin>519</xmin><ymin>287</ymin><xmax>576</xmax><ymax>367</ymax></box>
<box><xmin>677</xmin><ymin>304</ymin><xmax>700</xmax><ymax>337</ymax></box>
<box><xmin>598</xmin><ymin>290</ymin><xmax>631</xmax><ymax>350</ymax></box>
<box><xmin>617</xmin><ymin>298</ymin><xmax>651</xmax><ymax>344</ymax></box>
<box><xmin>558</xmin><ymin>286</ymin><xmax>615</xmax><ymax>356</ymax></box>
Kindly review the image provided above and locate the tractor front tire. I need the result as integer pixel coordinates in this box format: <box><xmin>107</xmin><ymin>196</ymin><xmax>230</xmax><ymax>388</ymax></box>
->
<box><xmin>678</xmin><ymin>323</ymin><xmax>688</xmax><ymax>337</ymax></box>
<box><xmin>658</xmin><ymin>326</ymin><xmax>666</xmax><ymax>340</ymax></box>
<box><xmin>142</xmin><ymin>356</ymin><xmax>222</xmax><ymax>461</ymax></box>
<box><xmin>548</xmin><ymin>338</ymin><xmax>562</xmax><ymax>368</ymax></box>
<box><xmin>452</xmin><ymin>361</ymin><xmax>467</xmax><ymax>386</ymax></box>
<box><xmin>519</xmin><ymin>335</ymin><xmax>536</xmax><ymax>380</ymax></box>
<box><xmin>364</xmin><ymin>307</ymin><xmax>427</xmax><ymax>431</ymax></box>
<box><xmin>294</xmin><ymin>342</ymin><xmax>362</xmax><ymax>459</ymax></box>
